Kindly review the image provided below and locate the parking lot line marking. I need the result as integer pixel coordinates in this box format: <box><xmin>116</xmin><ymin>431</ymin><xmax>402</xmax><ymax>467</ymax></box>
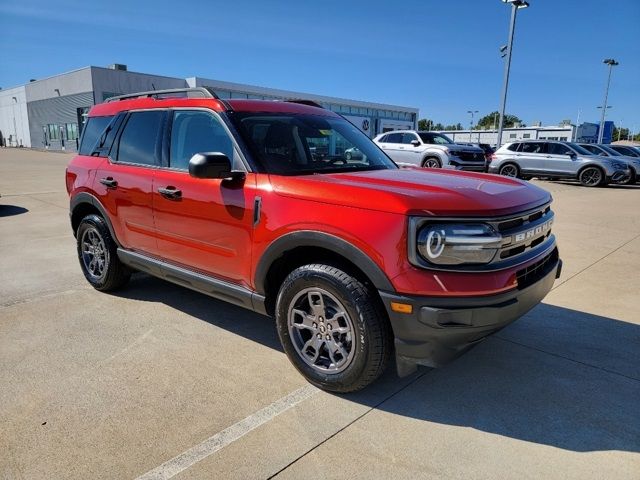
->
<box><xmin>134</xmin><ymin>384</ymin><xmax>319</xmax><ymax>480</ymax></box>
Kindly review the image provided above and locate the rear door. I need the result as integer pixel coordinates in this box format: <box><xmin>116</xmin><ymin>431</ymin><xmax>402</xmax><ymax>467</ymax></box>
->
<box><xmin>94</xmin><ymin>110</ymin><xmax>165</xmax><ymax>254</ymax></box>
<box><xmin>517</xmin><ymin>142</ymin><xmax>548</xmax><ymax>173</ymax></box>
<box><xmin>544</xmin><ymin>142</ymin><xmax>579</xmax><ymax>176</ymax></box>
<box><xmin>377</xmin><ymin>132</ymin><xmax>404</xmax><ymax>162</ymax></box>
<box><xmin>152</xmin><ymin>109</ymin><xmax>256</xmax><ymax>285</ymax></box>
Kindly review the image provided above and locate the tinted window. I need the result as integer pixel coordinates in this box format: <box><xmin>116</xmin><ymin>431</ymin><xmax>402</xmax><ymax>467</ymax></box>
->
<box><xmin>507</xmin><ymin>143</ymin><xmax>519</xmax><ymax>151</ymax></box>
<box><xmin>117</xmin><ymin>111</ymin><xmax>165</xmax><ymax>166</ymax></box>
<box><xmin>79</xmin><ymin>116</ymin><xmax>113</xmax><ymax>155</ymax></box>
<box><xmin>612</xmin><ymin>146</ymin><xmax>639</xmax><ymax>157</ymax></box>
<box><xmin>378</xmin><ymin>134</ymin><xmax>388</xmax><ymax>143</ymax></box>
<box><xmin>547</xmin><ymin>143</ymin><xmax>574</xmax><ymax>156</ymax></box>
<box><xmin>418</xmin><ymin>132</ymin><xmax>454</xmax><ymax>144</ymax></box>
<box><xmin>580</xmin><ymin>144</ymin><xmax>602</xmax><ymax>155</ymax></box>
<box><xmin>170</xmin><ymin>111</ymin><xmax>233</xmax><ymax>170</ymax></box>
<box><xmin>519</xmin><ymin>142</ymin><xmax>546</xmax><ymax>154</ymax></box>
<box><xmin>386</xmin><ymin>133</ymin><xmax>403</xmax><ymax>143</ymax></box>
<box><xmin>402</xmin><ymin>133</ymin><xmax>419</xmax><ymax>144</ymax></box>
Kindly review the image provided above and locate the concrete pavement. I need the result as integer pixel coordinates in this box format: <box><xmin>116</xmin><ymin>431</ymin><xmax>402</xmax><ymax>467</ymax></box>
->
<box><xmin>1</xmin><ymin>148</ymin><xmax>638</xmax><ymax>479</ymax></box>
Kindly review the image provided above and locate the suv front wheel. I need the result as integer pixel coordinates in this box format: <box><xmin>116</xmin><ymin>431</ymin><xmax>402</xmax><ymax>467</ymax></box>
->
<box><xmin>422</xmin><ymin>157</ymin><xmax>441</xmax><ymax>168</ymax></box>
<box><xmin>578</xmin><ymin>166</ymin><xmax>604</xmax><ymax>187</ymax></box>
<box><xmin>76</xmin><ymin>214</ymin><xmax>131</xmax><ymax>291</ymax></box>
<box><xmin>275</xmin><ymin>264</ymin><xmax>391</xmax><ymax>393</ymax></box>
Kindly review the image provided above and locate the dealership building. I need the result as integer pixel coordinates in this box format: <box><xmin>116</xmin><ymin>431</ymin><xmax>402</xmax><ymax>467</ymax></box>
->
<box><xmin>0</xmin><ymin>65</ymin><xmax>418</xmax><ymax>151</ymax></box>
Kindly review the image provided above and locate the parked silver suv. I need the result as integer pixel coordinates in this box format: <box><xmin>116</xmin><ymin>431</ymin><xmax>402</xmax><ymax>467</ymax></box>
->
<box><xmin>373</xmin><ymin>130</ymin><xmax>486</xmax><ymax>171</ymax></box>
<box><xmin>577</xmin><ymin>143</ymin><xmax>639</xmax><ymax>184</ymax></box>
<box><xmin>489</xmin><ymin>140</ymin><xmax>630</xmax><ymax>187</ymax></box>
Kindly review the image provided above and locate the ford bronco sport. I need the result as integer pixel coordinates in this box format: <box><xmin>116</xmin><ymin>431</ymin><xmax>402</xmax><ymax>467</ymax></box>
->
<box><xmin>67</xmin><ymin>88</ymin><xmax>562</xmax><ymax>392</ymax></box>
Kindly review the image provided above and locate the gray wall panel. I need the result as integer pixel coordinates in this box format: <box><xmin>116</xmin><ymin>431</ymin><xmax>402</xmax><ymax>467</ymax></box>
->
<box><xmin>28</xmin><ymin>92</ymin><xmax>93</xmax><ymax>151</ymax></box>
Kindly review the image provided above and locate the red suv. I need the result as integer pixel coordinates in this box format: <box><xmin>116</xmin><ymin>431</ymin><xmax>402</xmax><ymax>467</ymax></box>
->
<box><xmin>66</xmin><ymin>88</ymin><xmax>561</xmax><ymax>392</ymax></box>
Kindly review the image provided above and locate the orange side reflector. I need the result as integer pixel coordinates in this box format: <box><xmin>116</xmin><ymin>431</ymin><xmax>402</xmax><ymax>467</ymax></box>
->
<box><xmin>390</xmin><ymin>302</ymin><xmax>413</xmax><ymax>314</ymax></box>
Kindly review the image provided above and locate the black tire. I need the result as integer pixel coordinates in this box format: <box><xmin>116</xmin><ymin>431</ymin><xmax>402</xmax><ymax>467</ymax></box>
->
<box><xmin>498</xmin><ymin>162</ymin><xmax>520</xmax><ymax>178</ymax></box>
<box><xmin>76</xmin><ymin>214</ymin><xmax>131</xmax><ymax>291</ymax></box>
<box><xmin>578</xmin><ymin>166</ymin><xmax>605</xmax><ymax>187</ymax></box>
<box><xmin>422</xmin><ymin>157</ymin><xmax>441</xmax><ymax>168</ymax></box>
<box><xmin>275</xmin><ymin>264</ymin><xmax>391</xmax><ymax>393</ymax></box>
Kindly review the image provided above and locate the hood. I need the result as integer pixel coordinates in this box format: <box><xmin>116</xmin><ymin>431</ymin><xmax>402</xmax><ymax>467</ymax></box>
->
<box><xmin>269</xmin><ymin>167</ymin><xmax>551</xmax><ymax>217</ymax></box>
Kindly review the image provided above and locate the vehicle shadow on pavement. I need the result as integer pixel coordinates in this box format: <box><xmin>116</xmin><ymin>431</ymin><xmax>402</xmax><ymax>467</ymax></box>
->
<box><xmin>115</xmin><ymin>273</ymin><xmax>283</xmax><ymax>351</ymax></box>
<box><xmin>114</xmin><ymin>278</ymin><xmax>640</xmax><ymax>453</ymax></box>
<box><xmin>345</xmin><ymin>303</ymin><xmax>640</xmax><ymax>453</ymax></box>
<box><xmin>0</xmin><ymin>205</ymin><xmax>29</xmax><ymax>217</ymax></box>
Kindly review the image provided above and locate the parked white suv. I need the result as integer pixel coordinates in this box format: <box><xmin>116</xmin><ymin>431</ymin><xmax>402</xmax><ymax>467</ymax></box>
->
<box><xmin>373</xmin><ymin>130</ymin><xmax>486</xmax><ymax>171</ymax></box>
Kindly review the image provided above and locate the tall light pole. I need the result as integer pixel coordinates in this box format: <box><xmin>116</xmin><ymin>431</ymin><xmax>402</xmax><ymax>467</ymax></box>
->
<box><xmin>598</xmin><ymin>58</ymin><xmax>619</xmax><ymax>144</ymax></box>
<box><xmin>618</xmin><ymin>120</ymin><xmax>623</xmax><ymax>142</ymax></box>
<box><xmin>573</xmin><ymin>109</ymin><xmax>581</xmax><ymax>142</ymax></box>
<box><xmin>496</xmin><ymin>0</ymin><xmax>529</xmax><ymax>148</ymax></box>
<box><xmin>467</xmin><ymin>110</ymin><xmax>478</xmax><ymax>142</ymax></box>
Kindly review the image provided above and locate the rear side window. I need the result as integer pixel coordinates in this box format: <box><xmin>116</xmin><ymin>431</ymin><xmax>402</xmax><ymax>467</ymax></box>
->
<box><xmin>170</xmin><ymin>110</ymin><xmax>233</xmax><ymax>170</ymax></box>
<box><xmin>506</xmin><ymin>143</ymin><xmax>519</xmax><ymax>151</ymax></box>
<box><xmin>386</xmin><ymin>133</ymin><xmax>403</xmax><ymax>143</ymax></box>
<box><xmin>519</xmin><ymin>142</ymin><xmax>546</xmax><ymax>154</ymax></box>
<box><xmin>78</xmin><ymin>116</ymin><xmax>113</xmax><ymax>155</ymax></box>
<box><xmin>117</xmin><ymin>111</ymin><xmax>165</xmax><ymax>166</ymax></box>
<box><xmin>547</xmin><ymin>143</ymin><xmax>573</xmax><ymax>155</ymax></box>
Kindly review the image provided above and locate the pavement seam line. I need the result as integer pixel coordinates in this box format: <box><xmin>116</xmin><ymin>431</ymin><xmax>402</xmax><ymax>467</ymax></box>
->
<box><xmin>551</xmin><ymin>231</ymin><xmax>640</xmax><ymax>291</ymax></box>
<box><xmin>133</xmin><ymin>385</ymin><xmax>319</xmax><ymax>480</ymax></box>
<box><xmin>267</xmin><ymin>370</ymin><xmax>429</xmax><ymax>480</ymax></box>
<box><xmin>494</xmin><ymin>336</ymin><xmax>640</xmax><ymax>382</ymax></box>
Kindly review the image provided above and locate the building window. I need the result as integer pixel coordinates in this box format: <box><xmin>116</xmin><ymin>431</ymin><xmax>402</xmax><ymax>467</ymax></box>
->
<box><xmin>47</xmin><ymin>124</ymin><xmax>60</xmax><ymax>140</ymax></box>
<box><xmin>523</xmin><ymin>134</ymin><xmax>531</xmax><ymax>138</ymax></box>
<box><xmin>509</xmin><ymin>133</ymin><xmax>516</xmax><ymax>138</ymax></box>
<box><xmin>65</xmin><ymin>123</ymin><xmax>79</xmax><ymax>141</ymax></box>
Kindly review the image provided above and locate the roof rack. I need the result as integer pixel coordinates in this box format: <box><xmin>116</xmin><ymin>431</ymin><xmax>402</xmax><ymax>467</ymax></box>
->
<box><xmin>105</xmin><ymin>87</ymin><xmax>221</xmax><ymax>103</ymax></box>
<box><xmin>284</xmin><ymin>99</ymin><xmax>325</xmax><ymax>109</ymax></box>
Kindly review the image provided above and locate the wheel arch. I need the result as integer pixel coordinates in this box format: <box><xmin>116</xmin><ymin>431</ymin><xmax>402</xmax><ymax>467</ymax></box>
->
<box><xmin>70</xmin><ymin>193</ymin><xmax>121</xmax><ymax>246</ymax></box>
<box><xmin>255</xmin><ymin>231</ymin><xmax>394</xmax><ymax>316</ymax></box>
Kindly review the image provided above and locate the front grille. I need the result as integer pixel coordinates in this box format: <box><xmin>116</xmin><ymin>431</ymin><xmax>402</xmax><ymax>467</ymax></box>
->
<box><xmin>492</xmin><ymin>205</ymin><xmax>554</xmax><ymax>260</ymax></box>
<box><xmin>516</xmin><ymin>248</ymin><xmax>558</xmax><ymax>289</ymax></box>
<box><xmin>455</xmin><ymin>151</ymin><xmax>484</xmax><ymax>162</ymax></box>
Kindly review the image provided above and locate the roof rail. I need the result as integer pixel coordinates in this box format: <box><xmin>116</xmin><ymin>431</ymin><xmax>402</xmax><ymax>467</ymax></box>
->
<box><xmin>105</xmin><ymin>87</ymin><xmax>220</xmax><ymax>103</ymax></box>
<box><xmin>284</xmin><ymin>99</ymin><xmax>325</xmax><ymax>109</ymax></box>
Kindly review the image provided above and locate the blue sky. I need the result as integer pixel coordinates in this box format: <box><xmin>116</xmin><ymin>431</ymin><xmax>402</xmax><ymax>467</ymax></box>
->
<box><xmin>1</xmin><ymin>0</ymin><xmax>638</xmax><ymax>130</ymax></box>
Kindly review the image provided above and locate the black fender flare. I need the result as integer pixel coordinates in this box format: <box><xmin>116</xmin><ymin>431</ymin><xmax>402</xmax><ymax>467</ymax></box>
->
<box><xmin>70</xmin><ymin>192</ymin><xmax>121</xmax><ymax>247</ymax></box>
<box><xmin>254</xmin><ymin>230</ymin><xmax>395</xmax><ymax>294</ymax></box>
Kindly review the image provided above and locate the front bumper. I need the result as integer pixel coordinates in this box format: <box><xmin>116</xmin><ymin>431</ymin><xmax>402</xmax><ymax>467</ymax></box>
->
<box><xmin>380</xmin><ymin>252</ymin><xmax>562</xmax><ymax>375</ymax></box>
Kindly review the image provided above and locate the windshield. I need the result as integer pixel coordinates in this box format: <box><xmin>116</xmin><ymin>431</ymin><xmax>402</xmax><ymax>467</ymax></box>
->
<box><xmin>418</xmin><ymin>132</ymin><xmax>454</xmax><ymax>145</ymax></box>
<box><xmin>563</xmin><ymin>142</ymin><xmax>593</xmax><ymax>155</ymax></box>
<box><xmin>597</xmin><ymin>145</ymin><xmax>623</xmax><ymax>156</ymax></box>
<box><xmin>230</xmin><ymin>113</ymin><xmax>397</xmax><ymax>175</ymax></box>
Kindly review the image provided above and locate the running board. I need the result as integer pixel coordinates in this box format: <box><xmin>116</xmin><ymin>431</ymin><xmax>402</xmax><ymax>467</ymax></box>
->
<box><xmin>117</xmin><ymin>249</ymin><xmax>267</xmax><ymax>315</ymax></box>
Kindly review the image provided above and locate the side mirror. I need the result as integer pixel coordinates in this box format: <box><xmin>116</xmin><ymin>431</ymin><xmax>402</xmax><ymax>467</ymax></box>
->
<box><xmin>411</xmin><ymin>140</ymin><xmax>421</xmax><ymax>147</ymax></box>
<box><xmin>188</xmin><ymin>152</ymin><xmax>244</xmax><ymax>180</ymax></box>
<box><xmin>568</xmin><ymin>151</ymin><xmax>577</xmax><ymax>159</ymax></box>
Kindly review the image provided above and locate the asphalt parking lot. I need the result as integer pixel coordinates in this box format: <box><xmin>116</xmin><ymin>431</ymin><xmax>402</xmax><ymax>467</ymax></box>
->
<box><xmin>1</xmin><ymin>148</ymin><xmax>639</xmax><ymax>480</ymax></box>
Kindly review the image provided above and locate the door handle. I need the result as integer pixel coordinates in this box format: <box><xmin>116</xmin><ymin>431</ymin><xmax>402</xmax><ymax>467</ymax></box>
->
<box><xmin>158</xmin><ymin>186</ymin><xmax>182</xmax><ymax>200</ymax></box>
<box><xmin>99</xmin><ymin>177</ymin><xmax>118</xmax><ymax>188</ymax></box>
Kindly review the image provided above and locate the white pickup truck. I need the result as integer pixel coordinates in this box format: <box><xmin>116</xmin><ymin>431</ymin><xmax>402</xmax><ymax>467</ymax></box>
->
<box><xmin>374</xmin><ymin>130</ymin><xmax>486</xmax><ymax>171</ymax></box>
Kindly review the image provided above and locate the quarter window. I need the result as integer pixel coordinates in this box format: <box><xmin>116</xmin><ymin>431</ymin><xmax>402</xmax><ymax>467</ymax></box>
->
<box><xmin>170</xmin><ymin>111</ymin><xmax>234</xmax><ymax>170</ymax></box>
<box><xmin>78</xmin><ymin>116</ymin><xmax>113</xmax><ymax>155</ymax></box>
<box><xmin>117</xmin><ymin>111</ymin><xmax>165</xmax><ymax>166</ymax></box>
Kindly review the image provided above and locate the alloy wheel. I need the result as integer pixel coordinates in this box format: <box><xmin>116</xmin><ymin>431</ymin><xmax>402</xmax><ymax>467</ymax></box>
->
<box><xmin>81</xmin><ymin>226</ymin><xmax>108</xmax><ymax>279</ymax></box>
<box><xmin>580</xmin><ymin>167</ymin><xmax>602</xmax><ymax>187</ymax></box>
<box><xmin>287</xmin><ymin>287</ymin><xmax>355</xmax><ymax>374</ymax></box>
<box><xmin>500</xmin><ymin>164</ymin><xmax>519</xmax><ymax>177</ymax></box>
<box><xmin>423</xmin><ymin>158</ymin><xmax>440</xmax><ymax>168</ymax></box>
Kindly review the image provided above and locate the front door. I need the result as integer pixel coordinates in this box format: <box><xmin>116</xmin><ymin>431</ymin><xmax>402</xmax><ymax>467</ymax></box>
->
<box><xmin>152</xmin><ymin>109</ymin><xmax>256</xmax><ymax>286</ymax></box>
<box><xmin>544</xmin><ymin>142</ymin><xmax>579</xmax><ymax>176</ymax></box>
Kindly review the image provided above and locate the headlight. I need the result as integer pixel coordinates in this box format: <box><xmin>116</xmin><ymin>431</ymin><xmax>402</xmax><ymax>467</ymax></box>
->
<box><xmin>417</xmin><ymin>224</ymin><xmax>502</xmax><ymax>265</ymax></box>
<box><xmin>611</xmin><ymin>162</ymin><xmax>626</xmax><ymax>169</ymax></box>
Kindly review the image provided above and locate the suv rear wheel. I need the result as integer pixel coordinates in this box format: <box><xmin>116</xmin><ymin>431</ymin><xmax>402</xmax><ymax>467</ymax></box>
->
<box><xmin>578</xmin><ymin>166</ymin><xmax>604</xmax><ymax>187</ymax></box>
<box><xmin>275</xmin><ymin>264</ymin><xmax>391</xmax><ymax>393</ymax></box>
<box><xmin>76</xmin><ymin>214</ymin><xmax>131</xmax><ymax>291</ymax></box>
<box><xmin>499</xmin><ymin>163</ymin><xmax>520</xmax><ymax>178</ymax></box>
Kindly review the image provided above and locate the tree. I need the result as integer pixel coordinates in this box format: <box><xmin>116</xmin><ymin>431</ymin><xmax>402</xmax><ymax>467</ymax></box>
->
<box><xmin>418</xmin><ymin>118</ymin><xmax>434</xmax><ymax>130</ymax></box>
<box><xmin>612</xmin><ymin>127</ymin><xmax>630</xmax><ymax>142</ymax></box>
<box><xmin>476</xmin><ymin>111</ymin><xmax>523</xmax><ymax>129</ymax></box>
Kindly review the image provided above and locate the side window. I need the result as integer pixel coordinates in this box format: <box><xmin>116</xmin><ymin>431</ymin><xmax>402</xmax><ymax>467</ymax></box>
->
<box><xmin>547</xmin><ymin>143</ymin><xmax>573</xmax><ymax>156</ymax></box>
<box><xmin>386</xmin><ymin>132</ymin><xmax>403</xmax><ymax>143</ymax></box>
<box><xmin>170</xmin><ymin>110</ymin><xmax>234</xmax><ymax>170</ymax></box>
<box><xmin>117</xmin><ymin>111</ymin><xmax>165</xmax><ymax>166</ymax></box>
<box><xmin>582</xmin><ymin>145</ymin><xmax>602</xmax><ymax>155</ymax></box>
<box><xmin>507</xmin><ymin>143</ymin><xmax>520</xmax><ymax>152</ymax></box>
<box><xmin>378</xmin><ymin>135</ymin><xmax>388</xmax><ymax>143</ymax></box>
<box><xmin>520</xmin><ymin>142</ymin><xmax>546</xmax><ymax>154</ymax></box>
<box><xmin>78</xmin><ymin>116</ymin><xmax>113</xmax><ymax>155</ymax></box>
<box><xmin>402</xmin><ymin>133</ymin><xmax>418</xmax><ymax>144</ymax></box>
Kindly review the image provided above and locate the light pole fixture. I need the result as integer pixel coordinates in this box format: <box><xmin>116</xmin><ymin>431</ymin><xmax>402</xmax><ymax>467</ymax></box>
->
<box><xmin>598</xmin><ymin>58</ymin><xmax>619</xmax><ymax>144</ymax></box>
<box><xmin>467</xmin><ymin>110</ymin><xmax>478</xmax><ymax>142</ymax></box>
<box><xmin>496</xmin><ymin>0</ymin><xmax>529</xmax><ymax>148</ymax></box>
